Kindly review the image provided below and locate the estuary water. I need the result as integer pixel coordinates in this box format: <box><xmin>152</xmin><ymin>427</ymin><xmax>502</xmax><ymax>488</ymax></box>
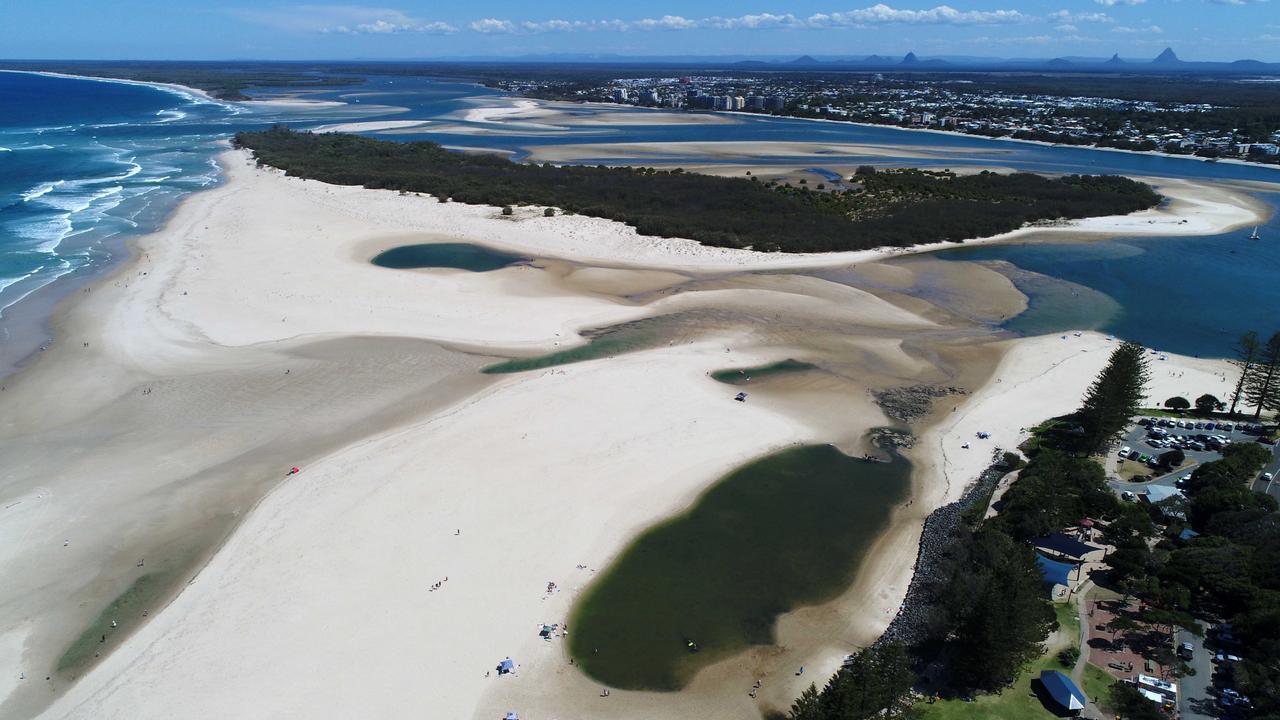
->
<box><xmin>2</xmin><ymin>71</ymin><xmax>1277</xmax><ymax>365</ymax></box>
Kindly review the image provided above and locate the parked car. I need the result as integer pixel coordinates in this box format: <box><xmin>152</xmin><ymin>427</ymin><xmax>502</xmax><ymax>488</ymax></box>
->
<box><xmin>1179</xmin><ymin>642</ymin><xmax>1195</xmax><ymax>660</ymax></box>
<box><xmin>1119</xmin><ymin>446</ymin><xmax>1132</xmax><ymax>456</ymax></box>
<box><xmin>1263</xmin><ymin>472</ymin><xmax>1275</xmax><ymax>482</ymax></box>
<box><xmin>1121</xmin><ymin>491</ymin><xmax>1136</xmax><ymax>502</ymax></box>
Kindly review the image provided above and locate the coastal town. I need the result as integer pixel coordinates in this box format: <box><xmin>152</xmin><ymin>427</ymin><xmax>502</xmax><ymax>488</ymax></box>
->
<box><xmin>499</xmin><ymin>71</ymin><xmax>1280</xmax><ymax>165</ymax></box>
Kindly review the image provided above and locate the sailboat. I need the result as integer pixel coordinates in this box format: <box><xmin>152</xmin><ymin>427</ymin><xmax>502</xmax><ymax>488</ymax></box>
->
<box><xmin>1249</xmin><ymin>226</ymin><xmax>1261</xmax><ymax>240</ymax></box>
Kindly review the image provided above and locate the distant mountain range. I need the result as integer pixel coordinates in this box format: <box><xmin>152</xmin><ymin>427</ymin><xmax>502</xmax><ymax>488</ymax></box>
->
<box><xmin>422</xmin><ymin>48</ymin><xmax>1280</xmax><ymax>73</ymax></box>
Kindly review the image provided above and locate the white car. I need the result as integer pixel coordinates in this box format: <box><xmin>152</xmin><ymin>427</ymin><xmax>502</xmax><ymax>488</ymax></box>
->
<box><xmin>1119</xmin><ymin>446</ymin><xmax>1131</xmax><ymax>456</ymax></box>
<box><xmin>1121</xmin><ymin>491</ymin><xmax>1137</xmax><ymax>502</ymax></box>
<box><xmin>1264</xmin><ymin>472</ymin><xmax>1275</xmax><ymax>482</ymax></box>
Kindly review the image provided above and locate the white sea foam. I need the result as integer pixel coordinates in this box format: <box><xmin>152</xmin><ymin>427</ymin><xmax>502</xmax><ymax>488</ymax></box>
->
<box><xmin>0</xmin><ymin>147</ymin><xmax>11</xmax><ymax>152</ymax></box>
<box><xmin>20</xmin><ymin>181</ymin><xmax>65</xmax><ymax>202</ymax></box>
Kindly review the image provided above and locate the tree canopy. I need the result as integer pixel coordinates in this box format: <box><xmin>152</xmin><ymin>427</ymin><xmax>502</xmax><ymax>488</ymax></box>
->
<box><xmin>233</xmin><ymin>127</ymin><xmax>1161</xmax><ymax>254</ymax></box>
<box><xmin>1078</xmin><ymin>341</ymin><xmax>1151</xmax><ymax>451</ymax></box>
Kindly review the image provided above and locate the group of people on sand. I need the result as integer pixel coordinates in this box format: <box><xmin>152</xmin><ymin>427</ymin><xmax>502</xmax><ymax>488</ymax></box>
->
<box><xmin>429</xmin><ymin>576</ymin><xmax>448</xmax><ymax>592</ymax></box>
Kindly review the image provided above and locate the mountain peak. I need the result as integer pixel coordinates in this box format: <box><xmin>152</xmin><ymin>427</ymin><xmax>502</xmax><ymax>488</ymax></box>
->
<box><xmin>1153</xmin><ymin>47</ymin><xmax>1181</xmax><ymax>64</ymax></box>
<box><xmin>901</xmin><ymin>51</ymin><xmax>919</xmax><ymax>65</ymax></box>
<box><xmin>1105</xmin><ymin>53</ymin><xmax>1124</xmax><ymax>65</ymax></box>
<box><xmin>789</xmin><ymin>55</ymin><xmax>819</xmax><ymax>65</ymax></box>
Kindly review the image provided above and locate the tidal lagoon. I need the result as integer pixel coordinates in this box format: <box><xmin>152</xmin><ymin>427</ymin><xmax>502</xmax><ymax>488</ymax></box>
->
<box><xmin>568</xmin><ymin>444</ymin><xmax>910</xmax><ymax>690</ymax></box>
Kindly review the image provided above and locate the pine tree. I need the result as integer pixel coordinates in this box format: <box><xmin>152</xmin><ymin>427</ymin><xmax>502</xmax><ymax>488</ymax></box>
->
<box><xmin>1244</xmin><ymin>332</ymin><xmax>1280</xmax><ymax>420</ymax></box>
<box><xmin>787</xmin><ymin>683</ymin><xmax>823</xmax><ymax>720</ymax></box>
<box><xmin>1078</xmin><ymin>341</ymin><xmax>1151</xmax><ymax>451</ymax></box>
<box><xmin>1229</xmin><ymin>331</ymin><xmax>1260</xmax><ymax>416</ymax></box>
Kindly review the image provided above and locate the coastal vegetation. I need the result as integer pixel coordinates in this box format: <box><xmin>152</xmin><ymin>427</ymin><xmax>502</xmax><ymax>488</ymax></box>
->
<box><xmin>780</xmin><ymin>343</ymin><xmax>1153</xmax><ymax>717</ymax></box>
<box><xmin>234</xmin><ymin>127</ymin><xmax>1161</xmax><ymax>254</ymax></box>
<box><xmin>567</xmin><ymin>445</ymin><xmax>909</xmax><ymax>690</ymax></box>
<box><xmin>785</xmin><ymin>339</ymin><xmax>1280</xmax><ymax>718</ymax></box>
<box><xmin>1233</xmin><ymin>330</ymin><xmax>1280</xmax><ymax>419</ymax></box>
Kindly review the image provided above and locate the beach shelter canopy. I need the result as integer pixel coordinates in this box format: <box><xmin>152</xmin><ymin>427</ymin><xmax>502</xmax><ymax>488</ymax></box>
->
<box><xmin>1032</xmin><ymin>532</ymin><xmax>1097</xmax><ymax>560</ymax></box>
<box><xmin>498</xmin><ymin>658</ymin><xmax>515</xmax><ymax>674</ymax></box>
<box><xmin>1040</xmin><ymin>670</ymin><xmax>1087</xmax><ymax>711</ymax></box>
<box><xmin>504</xmin><ymin>713</ymin><xmax>520</xmax><ymax>720</ymax></box>
<box><xmin>1179</xmin><ymin>528</ymin><xmax>1201</xmax><ymax>541</ymax></box>
<box><xmin>1036</xmin><ymin>552</ymin><xmax>1074</xmax><ymax>588</ymax></box>
<box><xmin>1029</xmin><ymin>530</ymin><xmax>1090</xmax><ymax>558</ymax></box>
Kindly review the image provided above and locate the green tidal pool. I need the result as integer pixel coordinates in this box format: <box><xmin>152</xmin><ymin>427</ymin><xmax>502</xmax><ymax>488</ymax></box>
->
<box><xmin>710</xmin><ymin>359</ymin><xmax>819</xmax><ymax>385</ymax></box>
<box><xmin>568</xmin><ymin>444</ymin><xmax>911</xmax><ymax>690</ymax></box>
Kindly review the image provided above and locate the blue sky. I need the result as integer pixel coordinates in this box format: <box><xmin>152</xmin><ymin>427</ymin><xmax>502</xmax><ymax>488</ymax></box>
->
<box><xmin>2</xmin><ymin>1</ymin><xmax>1277</xmax><ymax>61</ymax></box>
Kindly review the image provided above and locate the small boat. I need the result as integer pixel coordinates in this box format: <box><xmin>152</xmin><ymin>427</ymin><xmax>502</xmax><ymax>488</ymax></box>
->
<box><xmin>1250</xmin><ymin>227</ymin><xmax>1261</xmax><ymax>240</ymax></box>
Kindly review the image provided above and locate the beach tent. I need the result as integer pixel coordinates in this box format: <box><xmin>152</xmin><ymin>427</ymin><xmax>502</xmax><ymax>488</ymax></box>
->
<box><xmin>1036</xmin><ymin>552</ymin><xmax>1075</xmax><ymax>589</ymax></box>
<box><xmin>504</xmin><ymin>713</ymin><xmax>520</xmax><ymax>720</ymax></box>
<box><xmin>1039</xmin><ymin>670</ymin><xmax>1087</xmax><ymax>712</ymax></box>
<box><xmin>1032</xmin><ymin>532</ymin><xmax>1099</xmax><ymax>561</ymax></box>
<box><xmin>497</xmin><ymin>658</ymin><xmax>516</xmax><ymax>675</ymax></box>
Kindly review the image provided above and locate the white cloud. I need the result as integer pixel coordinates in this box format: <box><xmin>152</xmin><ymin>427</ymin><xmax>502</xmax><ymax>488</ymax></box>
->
<box><xmin>331</xmin><ymin>19</ymin><xmax>456</xmax><ymax>34</ymax></box>
<box><xmin>1056</xmin><ymin>23</ymin><xmax>1080</xmax><ymax>31</ymax></box>
<box><xmin>703</xmin><ymin>13</ymin><xmax>803</xmax><ymax>30</ymax></box>
<box><xmin>1094</xmin><ymin>0</ymin><xmax>1146</xmax><ymax>6</ymax></box>
<box><xmin>234</xmin><ymin>5</ymin><xmax>455</xmax><ymax>34</ymax></box>
<box><xmin>631</xmin><ymin>15</ymin><xmax>699</xmax><ymax>30</ymax></box>
<box><xmin>470</xmin><ymin>18</ymin><xmax>517</xmax><ymax>33</ymax></box>
<box><xmin>808</xmin><ymin>4</ymin><xmax>1031</xmax><ymax>26</ymax></box>
<box><xmin>460</xmin><ymin>5</ymin><xmax>1031</xmax><ymax>36</ymax></box>
<box><xmin>1113</xmin><ymin>24</ymin><xmax>1164</xmax><ymax>32</ymax></box>
<box><xmin>1049</xmin><ymin>10</ymin><xmax>1113</xmax><ymax>22</ymax></box>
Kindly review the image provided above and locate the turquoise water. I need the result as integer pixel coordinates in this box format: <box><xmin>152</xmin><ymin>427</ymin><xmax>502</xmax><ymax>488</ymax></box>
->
<box><xmin>371</xmin><ymin>242</ymin><xmax>526</xmax><ymax>272</ymax></box>
<box><xmin>6</xmin><ymin>71</ymin><xmax>1279</xmax><ymax>363</ymax></box>
<box><xmin>933</xmin><ymin>213</ymin><xmax>1280</xmax><ymax>357</ymax></box>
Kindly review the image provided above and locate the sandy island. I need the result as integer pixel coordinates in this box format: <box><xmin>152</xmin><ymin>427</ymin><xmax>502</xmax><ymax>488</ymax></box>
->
<box><xmin>0</xmin><ymin>147</ymin><xmax>1259</xmax><ymax>719</ymax></box>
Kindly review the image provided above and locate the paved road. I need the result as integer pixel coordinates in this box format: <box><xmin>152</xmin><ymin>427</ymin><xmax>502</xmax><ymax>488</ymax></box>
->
<box><xmin>1176</xmin><ymin>623</ymin><xmax>1217</xmax><ymax>720</ymax></box>
<box><xmin>1248</xmin><ymin>447</ymin><xmax>1280</xmax><ymax>500</ymax></box>
<box><xmin>1109</xmin><ymin>419</ymin><xmax>1280</xmax><ymax>499</ymax></box>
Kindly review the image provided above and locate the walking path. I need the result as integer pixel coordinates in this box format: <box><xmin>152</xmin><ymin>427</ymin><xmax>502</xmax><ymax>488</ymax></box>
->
<box><xmin>1071</xmin><ymin>580</ymin><xmax>1107</xmax><ymax>720</ymax></box>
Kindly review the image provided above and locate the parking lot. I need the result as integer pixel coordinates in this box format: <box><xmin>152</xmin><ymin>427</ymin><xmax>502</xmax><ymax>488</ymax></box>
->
<box><xmin>1115</xmin><ymin>417</ymin><xmax>1271</xmax><ymax>475</ymax></box>
<box><xmin>1110</xmin><ymin>415</ymin><xmax>1280</xmax><ymax>499</ymax></box>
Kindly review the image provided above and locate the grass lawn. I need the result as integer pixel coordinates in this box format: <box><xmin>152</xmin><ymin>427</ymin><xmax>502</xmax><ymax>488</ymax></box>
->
<box><xmin>1082</xmin><ymin>662</ymin><xmax>1117</xmax><ymax>711</ymax></box>
<box><xmin>916</xmin><ymin>655</ymin><xmax>1065</xmax><ymax>720</ymax></box>
<box><xmin>917</xmin><ymin>603</ymin><xmax>1119</xmax><ymax>719</ymax></box>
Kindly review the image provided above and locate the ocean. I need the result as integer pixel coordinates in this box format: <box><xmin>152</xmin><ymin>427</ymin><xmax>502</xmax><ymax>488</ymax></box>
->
<box><xmin>2</xmin><ymin>71</ymin><xmax>1277</xmax><ymax>366</ymax></box>
<box><xmin>0</xmin><ymin>73</ymin><xmax>233</xmax><ymax>321</ymax></box>
<box><xmin>0</xmin><ymin>71</ymin><xmax>381</xmax><ymax>368</ymax></box>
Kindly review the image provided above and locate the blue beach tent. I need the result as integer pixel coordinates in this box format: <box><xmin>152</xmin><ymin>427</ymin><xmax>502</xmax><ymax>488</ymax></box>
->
<box><xmin>1039</xmin><ymin>670</ymin><xmax>1087</xmax><ymax>712</ymax></box>
<box><xmin>497</xmin><ymin>658</ymin><xmax>516</xmax><ymax>675</ymax></box>
<box><xmin>1036</xmin><ymin>552</ymin><xmax>1075</xmax><ymax>589</ymax></box>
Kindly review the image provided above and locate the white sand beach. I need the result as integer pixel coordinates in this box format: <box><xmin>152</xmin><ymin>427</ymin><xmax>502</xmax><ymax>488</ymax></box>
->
<box><xmin>0</xmin><ymin>146</ymin><xmax>1256</xmax><ymax>720</ymax></box>
<box><xmin>313</xmin><ymin>119</ymin><xmax>431</xmax><ymax>133</ymax></box>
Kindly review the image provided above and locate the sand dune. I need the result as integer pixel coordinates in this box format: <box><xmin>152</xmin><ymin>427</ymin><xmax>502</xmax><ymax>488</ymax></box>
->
<box><xmin>0</xmin><ymin>147</ymin><xmax>1252</xmax><ymax>720</ymax></box>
